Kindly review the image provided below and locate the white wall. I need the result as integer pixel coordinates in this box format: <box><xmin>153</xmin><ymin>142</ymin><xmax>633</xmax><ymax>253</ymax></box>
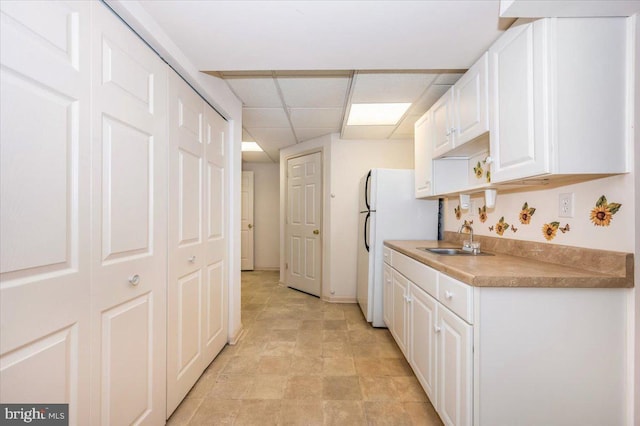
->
<box><xmin>242</xmin><ymin>162</ymin><xmax>280</xmax><ymax>270</ymax></box>
<box><xmin>632</xmin><ymin>13</ymin><xmax>639</xmax><ymax>426</ymax></box>
<box><xmin>280</xmin><ymin>134</ymin><xmax>414</xmax><ymax>302</ymax></box>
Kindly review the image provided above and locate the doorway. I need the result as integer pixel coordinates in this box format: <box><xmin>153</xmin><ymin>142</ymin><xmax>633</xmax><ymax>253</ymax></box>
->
<box><xmin>241</xmin><ymin>171</ymin><xmax>254</xmax><ymax>271</ymax></box>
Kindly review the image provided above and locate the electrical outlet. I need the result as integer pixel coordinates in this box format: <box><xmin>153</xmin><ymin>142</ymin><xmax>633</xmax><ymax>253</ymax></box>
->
<box><xmin>558</xmin><ymin>193</ymin><xmax>574</xmax><ymax>218</ymax></box>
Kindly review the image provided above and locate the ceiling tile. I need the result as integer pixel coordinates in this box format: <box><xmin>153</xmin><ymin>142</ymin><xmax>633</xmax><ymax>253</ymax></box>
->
<box><xmin>243</xmin><ymin>108</ymin><xmax>290</xmax><ymax>128</ymax></box>
<box><xmin>226</xmin><ymin>78</ymin><xmax>281</xmax><ymax>107</ymax></box>
<box><xmin>242</xmin><ymin>128</ymin><xmax>256</xmax><ymax>142</ymax></box>
<box><xmin>277</xmin><ymin>77</ymin><xmax>350</xmax><ymax>108</ymax></box>
<box><xmin>350</xmin><ymin>73</ymin><xmax>438</xmax><ymax>103</ymax></box>
<box><xmin>246</xmin><ymin>127</ymin><xmax>297</xmax><ymax>148</ymax></box>
<box><xmin>408</xmin><ymin>83</ymin><xmax>453</xmax><ymax>115</ymax></box>
<box><xmin>341</xmin><ymin>125</ymin><xmax>395</xmax><ymax>140</ymax></box>
<box><xmin>295</xmin><ymin>128</ymin><xmax>336</xmax><ymax>142</ymax></box>
<box><xmin>289</xmin><ymin>108</ymin><xmax>343</xmax><ymax>128</ymax></box>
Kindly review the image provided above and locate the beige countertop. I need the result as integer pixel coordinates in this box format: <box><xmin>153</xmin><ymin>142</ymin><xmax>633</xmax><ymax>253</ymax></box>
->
<box><xmin>384</xmin><ymin>239</ymin><xmax>633</xmax><ymax>288</ymax></box>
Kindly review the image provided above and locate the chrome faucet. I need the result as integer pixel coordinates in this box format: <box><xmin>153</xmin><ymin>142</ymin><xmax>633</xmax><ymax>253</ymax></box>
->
<box><xmin>458</xmin><ymin>222</ymin><xmax>478</xmax><ymax>254</ymax></box>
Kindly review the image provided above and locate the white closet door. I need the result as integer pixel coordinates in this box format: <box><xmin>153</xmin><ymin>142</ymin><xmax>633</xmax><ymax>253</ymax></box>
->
<box><xmin>90</xmin><ymin>4</ymin><xmax>167</xmax><ymax>425</ymax></box>
<box><xmin>167</xmin><ymin>72</ymin><xmax>229</xmax><ymax>416</ymax></box>
<box><xmin>0</xmin><ymin>2</ymin><xmax>91</xmax><ymax>425</ymax></box>
<box><xmin>167</xmin><ymin>72</ymin><xmax>207</xmax><ymax>415</ymax></box>
<box><xmin>202</xmin><ymin>105</ymin><xmax>228</xmax><ymax>366</ymax></box>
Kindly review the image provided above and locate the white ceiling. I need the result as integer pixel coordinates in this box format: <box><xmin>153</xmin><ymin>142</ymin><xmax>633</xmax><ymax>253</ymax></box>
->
<box><xmin>134</xmin><ymin>0</ymin><xmax>638</xmax><ymax>163</ymax></box>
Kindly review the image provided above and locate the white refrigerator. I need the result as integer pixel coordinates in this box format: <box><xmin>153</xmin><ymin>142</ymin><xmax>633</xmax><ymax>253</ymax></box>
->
<box><xmin>356</xmin><ymin>169</ymin><xmax>438</xmax><ymax>327</ymax></box>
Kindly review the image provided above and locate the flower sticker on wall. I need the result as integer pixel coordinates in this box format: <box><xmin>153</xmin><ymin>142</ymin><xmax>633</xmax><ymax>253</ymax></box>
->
<box><xmin>590</xmin><ymin>195</ymin><xmax>622</xmax><ymax>227</ymax></box>
<box><xmin>486</xmin><ymin>170</ymin><xmax>491</xmax><ymax>183</ymax></box>
<box><xmin>494</xmin><ymin>217</ymin><xmax>509</xmax><ymax>236</ymax></box>
<box><xmin>454</xmin><ymin>205</ymin><xmax>461</xmax><ymax>220</ymax></box>
<box><xmin>473</xmin><ymin>161</ymin><xmax>483</xmax><ymax>179</ymax></box>
<box><xmin>478</xmin><ymin>205</ymin><xmax>487</xmax><ymax>223</ymax></box>
<box><xmin>542</xmin><ymin>222</ymin><xmax>559</xmax><ymax>241</ymax></box>
<box><xmin>519</xmin><ymin>202</ymin><xmax>536</xmax><ymax>224</ymax></box>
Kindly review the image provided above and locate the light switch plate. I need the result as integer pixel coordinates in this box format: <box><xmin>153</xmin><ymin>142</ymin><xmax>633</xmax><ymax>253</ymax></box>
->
<box><xmin>558</xmin><ymin>193</ymin><xmax>574</xmax><ymax>218</ymax></box>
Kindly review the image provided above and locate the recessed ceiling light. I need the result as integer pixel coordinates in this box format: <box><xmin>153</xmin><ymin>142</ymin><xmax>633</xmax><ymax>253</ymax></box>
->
<box><xmin>241</xmin><ymin>141</ymin><xmax>263</xmax><ymax>152</ymax></box>
<box><xmin>347</xmin><ymin>103</ymin><xmax>412</xmax><ymax>126</ymax></box>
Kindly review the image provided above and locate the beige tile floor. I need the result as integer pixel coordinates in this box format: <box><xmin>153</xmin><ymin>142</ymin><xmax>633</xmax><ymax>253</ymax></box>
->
<box><xmin>167</xmin><ymin>270</ymin><xmax>443</xmax><ymax>426</ymax></box>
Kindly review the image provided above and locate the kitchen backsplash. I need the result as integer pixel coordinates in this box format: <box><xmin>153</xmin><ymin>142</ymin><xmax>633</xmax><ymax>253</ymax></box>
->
<box><xmin>444</xmin><ymin>173</ymin><xmax>633</xmax><ymax>252</ymax></box>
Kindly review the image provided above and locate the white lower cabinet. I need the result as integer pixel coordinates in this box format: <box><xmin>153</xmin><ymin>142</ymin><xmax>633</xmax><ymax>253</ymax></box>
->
<box><xmin>386</xmin><ymin>248</ymin><xmax>628</xmax><ymax>426</ymax></box>
<box><xmin>386</xmin><ymin>251</ymin><xmax>472</xmax><ymax>426</ymax></box>
<box><xmin>383</xmin><ymin>264</ymin><xmax>393</xmax><ymax>329</ymax></box>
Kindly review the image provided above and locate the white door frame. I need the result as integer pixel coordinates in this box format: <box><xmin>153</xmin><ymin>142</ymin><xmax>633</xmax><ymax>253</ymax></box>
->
<box><xmin>281</xmin><ymin>148</ymin><xmax>326</xmax><ymax>297</ymax></box>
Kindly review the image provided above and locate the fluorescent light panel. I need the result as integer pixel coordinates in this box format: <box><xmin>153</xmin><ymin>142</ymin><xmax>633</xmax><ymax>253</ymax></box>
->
<box><xmin>347</xmin><ymin>103</ymin><xmax>412</xmax><ymax>126</ymax></box>
<box><xmin>241</xmin><ymin>141</ymin><xmax>263</xmax><ymax>152</ymax></box>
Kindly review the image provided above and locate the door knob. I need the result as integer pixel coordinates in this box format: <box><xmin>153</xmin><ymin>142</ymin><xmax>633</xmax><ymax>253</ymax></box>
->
<box><xmin>128</xmin><ymin>274</ymin><xmax>140</xmax><ymax>286</ymax></box>
<box><xmin>313</xmin><ymin>229</ymin><xmax>319</xmax><ymax>235</ymax></box>
<box><xmin>248</xmin><ymin>224</ymin><xmax>253</xmax><ymax>229</ymax></box>
<box><xmin>188</xmin><ymin>256</ymin><xmax>196</xmax><ymax>263</ymax></box>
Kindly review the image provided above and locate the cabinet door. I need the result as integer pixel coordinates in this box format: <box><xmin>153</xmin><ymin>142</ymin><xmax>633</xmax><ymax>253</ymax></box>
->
<box><xmin>414</xmin><ymin>110</ymin><xmax>434</xmax><ymax>198</ymax></box>
<box><xmin>437</xmin><ymin>307</ymin><xmax>473</xmax><ymax>426</ymax></box>
<box><xmin>391</xmin><ymin>271</ymin><xmax>408</xmax><ymax>356</ymax></box>
<box><xmin>90</xmin><ymin>3</ymin><xmax>168</xmax><ymax>424</ymax></box>
<box><xmin>488</xmin><ymin>20</ymin><xmax>549</xmax><ymax>182</ymax></box>
<box><xmin>0</xmin><ymin>2</ymin><xmax>91</xmax><ymax>423</ymax></box>
<box><xmin>454</xmin><ymin>52</ymin><xmax>489</xmax><ymax>147</ymax></box>
<box><xmin>409</xmin><ymin>284</ymin><xmax>438</xmax><ymax>406</ymax></box>
<box><xmin>383</xmin><ymin>264</ymin><xmax>393</xmax><ymax>328</ymax></box>
<box><xmin>432</xmin><ymin>89</ymin><xmax>454</xmax><ymax>158</ymax></box>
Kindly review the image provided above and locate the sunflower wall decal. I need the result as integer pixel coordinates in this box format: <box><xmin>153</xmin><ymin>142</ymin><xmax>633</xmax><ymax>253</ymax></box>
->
<box><xmin>590</xmin><ymin>195</ymin><xmax>622</xmax><ymax>227</ymax></box>
<box><xmin>519</xmin><ymin>202</ymin><xmax>536</xmax><ymax>224</ymax></box>
<box><xmin>454</xmin><ymin>205</ymin><xmax>461</xmax><ymax>220</ymax></box>
<box><xmin>478</xmin><ymin>205</ymin><xmax>487</xmax><ymax>223</ymax></box>
<box><xmin>494</xmin><ymin>217</ymin><xmax>509</xmax><ymax>236</ymax></box>
<box><xmin>542</xmin><ymin>222</ymin><xmax>559</xmax><ymax>241</ymax></box>
<box><xmin>473</xmin><ymin>161</ymin><xmax>483</xmax><ymax>179</ymax></box>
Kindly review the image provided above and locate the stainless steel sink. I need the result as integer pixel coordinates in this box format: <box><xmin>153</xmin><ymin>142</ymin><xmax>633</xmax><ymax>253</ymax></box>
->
<box><xmin>418</xmin><ymin>247</ymin><xmax>493</xmax><ymax>256</ymax></box>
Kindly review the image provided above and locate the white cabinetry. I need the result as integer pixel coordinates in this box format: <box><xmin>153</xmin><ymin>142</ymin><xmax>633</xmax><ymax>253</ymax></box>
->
<box><xmin>432</xmin><ymin>53</ymin><xmax>489</xmax><ymax>159</ymax></box>
<box><xmin>383</xmin><ymin>263</ymin><xmax>393</xmax><ymax>328</ymax></box>
<box><xmin>390</xmin><ymin>270</ymin><xmax>409</xmax><ymax>356</ymax></box>
<box><xmin>385</xmin><ymin>247</ymin><xmax>628</xmax><ymax>426</ymax></box>
<box><xmin>414</xmin><ymin>110</ymin><xmax>434</xmax><ymax>197</ymax></box>
<box><xmin>385</xmin><ymin>250</ymin><xmax>472</xmax><ymax>426</ymax></box>
<box><xmin>488</xmin><ymin>17</ymin><xmax>629</xmax><ymax>182</ymax></box>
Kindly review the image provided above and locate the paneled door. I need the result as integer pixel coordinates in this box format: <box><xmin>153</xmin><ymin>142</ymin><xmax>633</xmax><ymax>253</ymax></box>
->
<box><xmin>286</xmin><ymin>152</ymin><xmax>322</xmax><ymax>297</ymax></box>
<box><xmin>167</xmin><ymin>71</ymin><xmax>228</xmax><ymax>416</ymax></box>
<box><xmin>90</xmin><ymin>4</ymin><xmax>167</xmax><ymax>425</ymax></box>
<box><xmin>241</xmin><ymin>171</ymin><xmax>254</xmax><ymax>271</ymax></box>
<box><xmin>0</xmin><ymin>2</ymin><xmax>91</xmax><ymax>424</ymax></box>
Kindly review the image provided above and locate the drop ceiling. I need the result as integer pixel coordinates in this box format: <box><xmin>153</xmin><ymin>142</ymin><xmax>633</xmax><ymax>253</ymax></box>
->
<box><xmin>130</xmin><ymin>0</ymin><xmax>638</xmax><ymax>163</ymax></box>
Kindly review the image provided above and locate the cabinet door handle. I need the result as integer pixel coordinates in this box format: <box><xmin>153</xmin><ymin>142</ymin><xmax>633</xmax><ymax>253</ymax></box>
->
<box><xmin>445</xmin><ymin>291</ymin><xmax>454</xmax><ymax>299</ymax></box>
<box><xmin>188</xmin><ymin>256</ymin><xmax>196</xmax><ymax>263</ymax></box>
<box><xmin>434</xmin><ymin>325</ymin><xmax>441</xmax><ymax>333</ymax></box>
<box><xmin>485</xmin><ymin>156</ymin><xmax>493</xmax><ymax>164</ymax></box>
<box><xmin>128</xmin><ymin>274</ymin><xmax>140</xmax><ymax>286</ymax></box>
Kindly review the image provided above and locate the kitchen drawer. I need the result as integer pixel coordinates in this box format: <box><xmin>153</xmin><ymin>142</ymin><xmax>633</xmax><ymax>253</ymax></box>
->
<box><xmin>438</xmin><ymin>273</ymin><xmax>473</xmax><ymax>324</ymax></box>
<box><xmin>390</xmin><ymin>250</ymin><xmax>437</xmax><ymax>299</ymax></box>
<box><xmin>383</xmin><ymin>246</ymin><xmax>392</xmax><ymax>265</ymax></box>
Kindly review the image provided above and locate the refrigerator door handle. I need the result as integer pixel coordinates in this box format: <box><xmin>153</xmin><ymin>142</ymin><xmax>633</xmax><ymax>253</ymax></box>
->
<box><xmin>364</xmin><ymin>170</ymin><xmax>371</xmax><ymax>211</ymax></box>
<box><xmin>364</xmin><ymin>211</ymin><xmax>370</xmax><ymax>252</ymax></box>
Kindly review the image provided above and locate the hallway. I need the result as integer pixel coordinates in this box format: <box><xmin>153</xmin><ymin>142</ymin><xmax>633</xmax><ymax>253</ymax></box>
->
<box><xmin>168</xmin><ymin>271</ymin><xmax>443</xmax><ymax>425</ymax></box>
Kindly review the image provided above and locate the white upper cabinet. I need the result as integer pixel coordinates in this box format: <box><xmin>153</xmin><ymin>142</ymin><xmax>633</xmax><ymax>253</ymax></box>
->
<box><xmin>414</xmin><ymin>109</ymin><xmax>434</xmax><ymax>197</ymax></box>
<box><xmin>453</xmin><ymin>52</ymin><xmax>489</xmax><ymax>149</ymax></box>
<box><xmin>488</xmin><ymin>17</ymin><xmax>629</xmax><ymax>183</ymax></box>
<box><xmin>432</xmin><ymin>53</ymin><xmax>489</xmax><ymax>159</ymax></box>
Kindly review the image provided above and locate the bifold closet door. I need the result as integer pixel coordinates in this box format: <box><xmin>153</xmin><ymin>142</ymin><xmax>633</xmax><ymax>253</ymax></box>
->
<box><xmin>167</xmin><ymin>72</ymin><xmax>228</xmax><ymax>416</ymax></box>
<box><xmin>90</xmin><ymin>4</ymin><xmax>168</xmax><ymax>425</ymax></box>
<box><xmin>0</xmin><ymin>2</ymin><xmax>92</xmax><ymax>424</ymax></box>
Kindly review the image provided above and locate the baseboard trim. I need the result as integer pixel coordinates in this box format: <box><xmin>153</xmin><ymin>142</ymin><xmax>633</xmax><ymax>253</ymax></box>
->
<box><xmin>228</xmin><ymin>325</ymin><xmax>245</xmax><ymax>345</ymax></box>
<box><xmin>322</xmin><ymin>295</ymin><xmax>357</xmax><ymax>304</ymax></box>
<box><xmin>253</xmin><ymin>267</ymin><xmax>280</xmax><ymax>271</ymax></box>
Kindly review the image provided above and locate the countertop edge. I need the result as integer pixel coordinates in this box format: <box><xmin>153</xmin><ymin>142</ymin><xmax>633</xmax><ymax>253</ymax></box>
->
<box><xmin>384</xmin><ymin>240</ymin><xmax>633</xmax><ymax>289</ymax></box>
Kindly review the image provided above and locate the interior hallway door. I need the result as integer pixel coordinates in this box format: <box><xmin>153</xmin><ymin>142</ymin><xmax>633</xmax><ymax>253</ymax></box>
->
<box><xmin>241</xmin><ymin>171</ymin><xmax>254</xmax><ymax>271</ymax></box>
<box><xmin>285</xmin><ymin>152</ymin><xmax>322</xmax><ymax>297</ymax></box>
